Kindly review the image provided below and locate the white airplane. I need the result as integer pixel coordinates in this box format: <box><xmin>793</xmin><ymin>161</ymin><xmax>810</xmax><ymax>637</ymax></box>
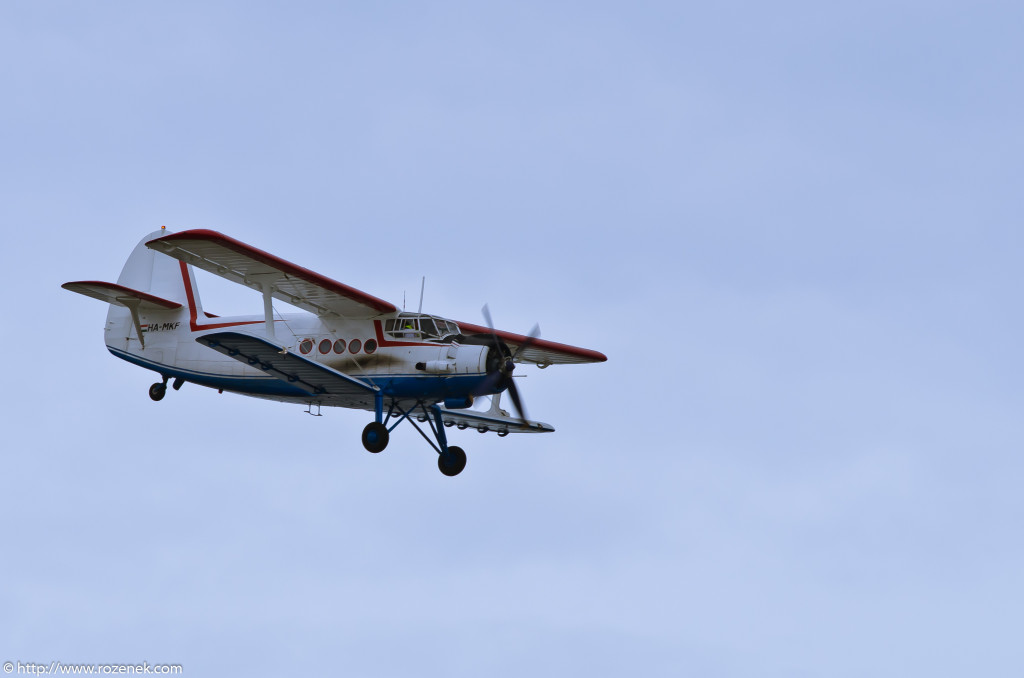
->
<box><xmin>63</xmin><ymin>228</ymin><xmax>607</xmax><ymax>476</ymax></box>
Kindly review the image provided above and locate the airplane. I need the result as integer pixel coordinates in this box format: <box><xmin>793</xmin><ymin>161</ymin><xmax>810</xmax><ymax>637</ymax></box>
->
<box><xmin>62</xmin><ymin>228</ymin><xmax>607</xmax><ymax>476</ymax></box>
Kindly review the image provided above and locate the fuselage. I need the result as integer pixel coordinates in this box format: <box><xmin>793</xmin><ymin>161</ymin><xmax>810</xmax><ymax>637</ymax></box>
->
<box><xmin>105</xmin><ymin>305</ymin><xmax>497</xmax><ymax>408</ymax></box>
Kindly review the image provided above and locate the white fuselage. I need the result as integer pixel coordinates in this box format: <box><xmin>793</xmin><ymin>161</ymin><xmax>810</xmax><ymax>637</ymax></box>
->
<box><xmin>104</xmin><ymin>304</ymin><xmax>494</xmax><ymax>407</ymax></box>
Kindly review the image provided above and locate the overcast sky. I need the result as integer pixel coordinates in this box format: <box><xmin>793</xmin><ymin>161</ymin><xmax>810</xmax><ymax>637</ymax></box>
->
<box><xmin>3</xmin><ymin>2</ymin><xmax>1023</xmax><ymax>676</ymax></box>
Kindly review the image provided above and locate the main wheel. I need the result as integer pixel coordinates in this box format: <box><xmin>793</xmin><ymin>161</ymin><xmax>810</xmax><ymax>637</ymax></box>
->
<box><xmin>361</xmin><ymin>422</ymin><xmax>389</xmax><ymax>453</ymax></box>
<box><xmin>149</xmin><ymin>382</ymin><xmax>167</xmax><ymax>401</ymax></box>
<box><xmin>438</xmin><ymin>446</ymin><xmax>467</xmax><ymax>477</ymax></box>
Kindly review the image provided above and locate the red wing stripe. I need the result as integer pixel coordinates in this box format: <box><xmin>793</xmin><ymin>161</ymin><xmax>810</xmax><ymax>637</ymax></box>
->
<box><xmin>456</xmin><ymin>321</ymin><xmax>608</xmax><ymax>362</ymax></box>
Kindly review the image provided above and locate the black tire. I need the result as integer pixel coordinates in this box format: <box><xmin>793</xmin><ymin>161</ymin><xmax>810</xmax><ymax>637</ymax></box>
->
<box><xmin>149</xmin><ymin>383</ymin><xmax>166</xmax><ymax>401</ymax></box>
<box><xmin>361</xmin><ymin>422</ymin><xmax>389</xmax><ymax>453</ymax></box>
<box><xmin>438</xmin><ymin>446</ymin><xmax>467</xmax><ymax>477</ymax></box>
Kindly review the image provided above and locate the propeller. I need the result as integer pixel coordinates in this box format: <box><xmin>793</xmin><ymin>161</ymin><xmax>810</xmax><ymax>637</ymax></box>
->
<box><xmin>479</xmin><ymin>304</ymin><xmax>540</xmax><ymax>423</ymax></box>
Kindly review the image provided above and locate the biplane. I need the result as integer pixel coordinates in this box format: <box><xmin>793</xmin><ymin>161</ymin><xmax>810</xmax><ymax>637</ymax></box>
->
<box><xmin>63</xmin><ymin>228</ymin><xmax>606</xmax><ymax>476</ymax></box>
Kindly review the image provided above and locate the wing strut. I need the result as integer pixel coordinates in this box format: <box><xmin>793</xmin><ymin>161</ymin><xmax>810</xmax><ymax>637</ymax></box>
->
<box><xmin>247</xmin><ymin>273</ymin><xmax>282</xmax><ymax>341</ymax></box>
<box><xmin>263</xmin><ymin>284</ymin><xmax>275</xmax><ymax>341</ymax></box>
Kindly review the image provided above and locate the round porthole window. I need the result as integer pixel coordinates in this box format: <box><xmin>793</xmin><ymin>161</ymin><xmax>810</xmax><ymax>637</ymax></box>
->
<box><xmin>319</xmin><ymin>339</ymin><xmax>332</xmax><ymax>354</ymax></box>
<box><xmin>364</xmin><ymin>339</ymin><xmax>378</xmax><ymax>354</ymax></box>
<box><xmin>299</xmin><ymin>339</ymin><xmax>313</xmax><ymax>354</ymax></box>
<box><xmin>333</xmin><ymin>339</ymin><xmax>346</xmax><ymax>354</ymax></box>
<box><xmin>348</xmin><ymin>339</ymin><xmax>362</xmax><ymax>354</ymax></box>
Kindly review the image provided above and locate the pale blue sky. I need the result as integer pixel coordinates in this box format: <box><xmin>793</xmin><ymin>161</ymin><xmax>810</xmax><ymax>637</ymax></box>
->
<box><xmin>3</xmin><ymin>2</ymin><xmax>1023</xmax><ymax>676</ymax></box>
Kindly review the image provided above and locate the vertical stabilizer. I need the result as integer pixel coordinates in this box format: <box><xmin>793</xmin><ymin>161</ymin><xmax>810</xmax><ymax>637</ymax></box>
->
<box><xmin>105</xmin><ymin>229</ymin><xmax>203</xmax><ymax>352</ymax></box>
<box><xmin>114</xmin><ymin>229</ymin><xmax>204</xmax><ymax>315</ymax></box>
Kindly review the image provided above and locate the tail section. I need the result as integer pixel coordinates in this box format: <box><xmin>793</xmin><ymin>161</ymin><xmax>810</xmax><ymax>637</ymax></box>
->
<box><xmin>101</xmin><ymin>229</ymin><xmax>204</xmax><ymax>354</ymax></box>
<box><xmin>115</xmin><ymin>229</ymin><xmax>204</xmax><ymax>315</ymax></box>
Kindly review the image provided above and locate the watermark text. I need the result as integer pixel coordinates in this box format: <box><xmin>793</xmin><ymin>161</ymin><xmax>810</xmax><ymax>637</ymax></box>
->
<box><xmin>4</xmin><ymin>661</ymin><xmax>181</xmax><ymax>675</ymax></box>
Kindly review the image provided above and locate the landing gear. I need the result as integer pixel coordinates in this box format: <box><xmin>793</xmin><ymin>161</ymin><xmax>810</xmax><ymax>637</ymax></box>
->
<box><xmin>361</xmin><ymin>422</ymin><xmax>389</xmax><ymax>453</ymax></box>
<box><xmin>149</xmin><ymin>379</ymin><xmax>167</xmax><ymax>401</ymax></box>
<box><xmin>367</xmin><ymin>401</ymin><xmax>469</xmax><ymax>477</ymax></box>
<box><xmin>149</xmin><ymin>375</ymin><xmax>184</xmax><ymax>401</ymax></box>
<box><xmin>438</xmin><ymin>446</ymin><xmax>466</xmax><ymax>477</ymax></box>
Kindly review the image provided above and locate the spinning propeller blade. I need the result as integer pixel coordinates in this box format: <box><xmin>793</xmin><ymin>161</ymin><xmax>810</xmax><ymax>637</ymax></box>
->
<box><xmin>512</xmin><ymin>324</ymin><xmax>541</xmax><ymax>361</ymax></box>
<box><xmin>479</xmin><ymin>304</ymin><xmax>540</xmax><ymax>423</ymax></box>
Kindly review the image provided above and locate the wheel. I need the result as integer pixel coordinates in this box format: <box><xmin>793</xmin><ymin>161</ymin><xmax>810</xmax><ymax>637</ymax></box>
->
<box><xmin>361</xmin><ymin>422</ymin><xmax>389</xmax><ymax>453</ymax></box>
<box><xmin>149</xmin><ymin>382</ymin><xmax>166</xmax><ymax>401</ymax></box>
<box><xmin>438</xmin><ymin>446</ymin><xmax>467</xmax><ymax>477</ymax></box>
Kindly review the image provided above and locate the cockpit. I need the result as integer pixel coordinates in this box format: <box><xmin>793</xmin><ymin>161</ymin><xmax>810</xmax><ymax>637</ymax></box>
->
<box><xmin>384</xmin><ymin>313</ymin><xmax>461</xmax><ymax>341</ymax></box>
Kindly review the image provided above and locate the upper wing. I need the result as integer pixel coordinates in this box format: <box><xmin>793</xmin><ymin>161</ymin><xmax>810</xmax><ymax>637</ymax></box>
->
<box><xmin>62</xmin><ymin>281</ymin><xmax>182</xmax><ymax>310</ymax></box>
<box><xmin>456</xmin><ymin>321</ymin><xmax>607</xmax><ymax>366</ymax></box>
<box><xmin>198</xmin><ymin>331</ymin><xmax>379</xmax><ymax>405</ymax></box>
<box><xmin>147</xmin><ymin>229</ymin><xmax>397</xmax><ymax>318</ymax></box>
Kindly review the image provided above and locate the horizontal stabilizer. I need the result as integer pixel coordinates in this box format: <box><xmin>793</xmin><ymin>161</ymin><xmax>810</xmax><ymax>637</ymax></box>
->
<box><xmin>63</xmin><ymin>280</ymin><xmax>183</xmax><ymax>348</ymax></box>
<box><xmin>197</xmin><ymin>331</ymin><xmax>378</xmax><ymax>401</ymax></box>
<box><xmin>61</xmin><ymin>281</ymin><xmax>182</xmax><ymax>310</ymax></box>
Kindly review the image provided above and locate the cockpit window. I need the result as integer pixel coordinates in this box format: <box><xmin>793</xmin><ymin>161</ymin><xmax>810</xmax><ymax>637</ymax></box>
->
<box><xmin>385</xmin><ymin>314</ymin><xmax>458</xmax><ymax>341</ymax></box>
<box><xmin>386</xmin><ymin>317</ymin><xmax>418</xmax><ymax>336</ymax></box>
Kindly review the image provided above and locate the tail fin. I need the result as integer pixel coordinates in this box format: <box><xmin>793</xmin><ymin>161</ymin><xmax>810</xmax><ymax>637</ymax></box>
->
<box><xmin>101</xmin><ymin>229</ymin><xmax>205</xmax><ymax>352</ymax></box>
<box><xmin>115</xmin><ymin>229</ymin><xmax>204</xmax><ymax>315</ymax></box>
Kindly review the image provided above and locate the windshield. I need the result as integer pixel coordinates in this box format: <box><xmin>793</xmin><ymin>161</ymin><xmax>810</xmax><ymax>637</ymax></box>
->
<box><xmin>385</xmin><ymin>314</ymin><xmax>459</xmax><ymax>340</ymax></box>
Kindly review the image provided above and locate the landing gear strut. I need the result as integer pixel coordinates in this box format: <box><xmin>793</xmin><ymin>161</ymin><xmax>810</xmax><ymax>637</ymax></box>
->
<box><xmin>364</xmin><ymin>398</ymin><xmax>468</xmax><ymax>476</ymax></box>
